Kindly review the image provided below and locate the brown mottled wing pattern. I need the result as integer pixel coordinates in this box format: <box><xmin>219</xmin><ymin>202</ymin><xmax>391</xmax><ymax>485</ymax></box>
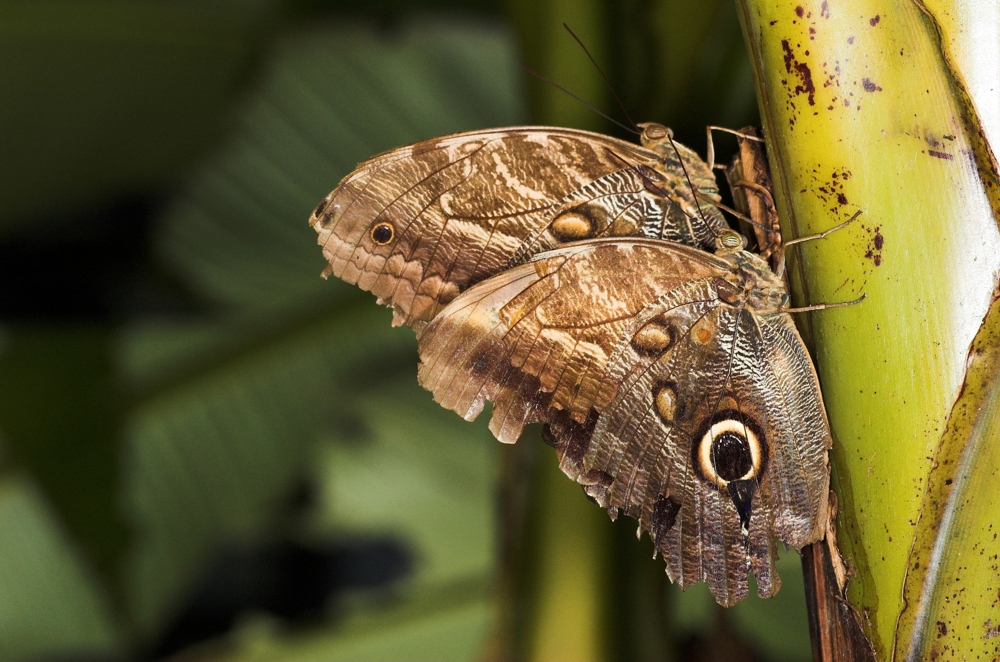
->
<box><xmin>416</xmin><ymin>239</ymin><xmax>830</xmax><ymax>606</ymax></box>
<box><xmin>583</xmin><ymin>299</ymin><xmax>830</xmax><ymax>605</ymax></box>
<box><xmin>416</xmin><ymin>239</ymin><xmax>721</xmax><ymax>440</ymax></box>
<box><xmin>310</xmin><ymin>127</ymin><xmax>725</xmax><ymax>328</ymax></box>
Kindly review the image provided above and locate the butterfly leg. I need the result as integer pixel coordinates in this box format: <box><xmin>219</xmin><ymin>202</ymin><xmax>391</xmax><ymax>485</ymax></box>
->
<box><xmin>781</xmin><ymin>293</ymin><xmax>867</xmax><ymax>314</ymax></box>
<box><xmin>783</xmin><ymin>209</ymin><xmax>863</xmax><ymax>248</ymax></box>
<box><xmin>731</xmin><ymin>180</ymin><xmax>777</xmax><ymax>216</ymax></box>
<box><xmin>776</xmin><ymin>210</ymin><xmax>863</xmax><ymax>279</ymax></box>
<box><xmin>705</xmin><ymin>125</ymin><xmax>766</xmax><ymax>171</ymax></box>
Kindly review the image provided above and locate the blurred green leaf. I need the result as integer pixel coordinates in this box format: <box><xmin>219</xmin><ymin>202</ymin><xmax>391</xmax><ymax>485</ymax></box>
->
<box><xmin>0</xmin><ymin>474</ymin><xmax>121</xmax><ymax>660</ymax></box>
<box><xmin>0</xmin><ymin>0</ymin><xmax>274</xmax><ymax>230</ymax></box>
<box><xmin>115</xmin><ymin>16</ymin><xmax>523</xmax><ymax>655</ymax></box>
<box><xmin>609</xmin><ymin>0</ymin><xmax>760</xmax><ymax>145</ymax></box>
<box><xmin>154</xmin><ymin>17</ymin><xmax>524</xmax><ymax>319</ymax></box>
<box><xmin>0</xmin><ymin>328</ymin><xmax>127</xmax><ymax>589</ymax></box>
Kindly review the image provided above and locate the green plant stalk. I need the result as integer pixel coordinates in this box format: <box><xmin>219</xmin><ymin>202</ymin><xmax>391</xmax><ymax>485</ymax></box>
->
<box><xmin>735</xmin><ymin>0</ymin><xmax>1000</xmax><ymax>657</ymax></box>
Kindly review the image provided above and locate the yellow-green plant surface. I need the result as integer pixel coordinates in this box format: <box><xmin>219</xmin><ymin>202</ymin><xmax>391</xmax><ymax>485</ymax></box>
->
<box><xmin>736</xmin><ymin>0</ymin><xmax>1000</xmax><ymax>658</ymax></box>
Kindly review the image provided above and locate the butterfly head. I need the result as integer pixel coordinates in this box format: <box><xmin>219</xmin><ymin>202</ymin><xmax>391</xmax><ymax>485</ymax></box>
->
<box><xmin>638</xmin><ymin>122</ymin><xmax>673</xmax><ymax>150</ymax></box>
<box><xmin>715</xmin><ymin>229</ymin><xmax>747</xmax><ymax>254</ymax></box>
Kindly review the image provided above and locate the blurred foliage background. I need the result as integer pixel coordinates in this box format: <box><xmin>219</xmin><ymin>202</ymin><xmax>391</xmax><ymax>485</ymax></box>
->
<box><xmin>0</xmin><ymin>1</ymin><xmax>816</xmax><ymax>659</ymax></box>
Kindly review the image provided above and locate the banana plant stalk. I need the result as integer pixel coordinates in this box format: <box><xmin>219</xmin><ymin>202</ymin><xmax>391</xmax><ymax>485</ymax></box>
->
<box><xmin>735</xmin><ymin>0</ymin><xmax>1000</xmax><ymax>659</ymax></box>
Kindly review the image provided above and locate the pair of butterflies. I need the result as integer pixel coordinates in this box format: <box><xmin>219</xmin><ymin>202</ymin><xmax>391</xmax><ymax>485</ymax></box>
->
<box><xmin>310</xmin><ymin>122</ymin><xmax>832</xmax><ymax>607</ymax></box>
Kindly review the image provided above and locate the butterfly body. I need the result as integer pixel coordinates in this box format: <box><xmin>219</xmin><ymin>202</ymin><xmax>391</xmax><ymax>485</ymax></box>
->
<box><xmin>311</xmin><ymin>125</ymin><xmax>832</xmax><ymax>607</ymax></box>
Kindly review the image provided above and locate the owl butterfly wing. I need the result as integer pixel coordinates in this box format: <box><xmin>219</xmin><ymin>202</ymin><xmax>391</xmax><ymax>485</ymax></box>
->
<box><xmin>311</xmin><ymin>126</ymin><xmax>726</xmax><ymax>329</ymax></box>
<box><xmin>582</xmin><ymin>296</ymin><xmax>831</xmax><ymax>606</ymax></box>
<box><xmin>415</xmin><ymin>238</ymin><xmax>723</xmax><ymax>445</ymax></box>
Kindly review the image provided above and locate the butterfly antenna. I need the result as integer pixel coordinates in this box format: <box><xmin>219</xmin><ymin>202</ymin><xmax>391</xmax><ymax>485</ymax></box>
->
<box><xmin>562</xmin><ymin>23</ymin><xmax>639</xmax><ymax>132</ymax></box>
<box><xmin>520</xmin><ymin>64</ymin><xmax>640</xmax><ymax>136</ymax></box>
<box><xmin>665</xmin><ymin>133</ymin><xmax>718</xmax><ymax>238</ymax></box>
<box><xmin>712</xmin><ymin>199</ymin><xmax>774</xmax><ymax>234</ymax></box>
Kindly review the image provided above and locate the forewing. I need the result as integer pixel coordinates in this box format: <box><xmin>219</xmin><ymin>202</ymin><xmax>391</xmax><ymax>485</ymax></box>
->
<box><xmin>415</xmin><ymin>239</ymin><xmax>723</xmax><ymax>444</ymax></box>
<box><xmin>311</xmin><ymin>127</ymin><xmax>725</xmax><ymax>328</ymax></box>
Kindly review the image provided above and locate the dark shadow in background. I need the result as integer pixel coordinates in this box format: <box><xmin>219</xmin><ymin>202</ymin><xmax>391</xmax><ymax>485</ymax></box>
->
<box><xmin>149</xmin><ymin>536</ymin><xmax>414</xmax><ymax>660</ymax></box>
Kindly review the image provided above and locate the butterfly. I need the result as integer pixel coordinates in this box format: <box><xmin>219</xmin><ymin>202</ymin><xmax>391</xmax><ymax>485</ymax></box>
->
<box><xmin>311</xmin><ymin>124</ymin><xmax>730</xmax><ymax>329</ymax></box>
<box><xmin>310</xmin><ymin>123</ymin><xmax>832</xmax><ymax>606</ymax></box>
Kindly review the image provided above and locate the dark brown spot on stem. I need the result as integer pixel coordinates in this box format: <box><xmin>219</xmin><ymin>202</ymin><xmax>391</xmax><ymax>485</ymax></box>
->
<box><xmin>781</xmin><ymin>40</ymin><xmax>816</xmax><ymax>106</ymax></box>
<box><xmin>862</xmin><ymin>77</ymin><xmax>882</xmax><ymax>92</ymax></box>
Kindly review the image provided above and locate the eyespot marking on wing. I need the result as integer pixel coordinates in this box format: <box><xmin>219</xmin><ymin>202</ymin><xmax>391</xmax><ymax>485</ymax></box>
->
<box><xmin>313</xmin><ymin>195</ymin><xmax>332</xmax><ymax>220</ymax></box>
<box><xmin>371</xmin><ymin>222</ymin><xmax>395</xmax><ymax>245</ymax></box>
<box><xmin>631</xmin><ymin>317</ymin><xmax>676</xmax><ymax>355</ymax></box>
<box><xmin>691</xmin><ymin>316</ymin><xmax>717</xmax><ymax>345</ymax></box>
<box><xmin>694</xmin><ymin>412</ymin><xmax>767</xmax><ymax>488</ymax></box>
<box><xmin>551</xmin><ymin>211</ymin><xmax>593</xmax><ymax>241</ymax></box>
<box><xmin>653</xmin><ymin>382</ymin><xmax>680</xmax><ymax>424</ymax></box>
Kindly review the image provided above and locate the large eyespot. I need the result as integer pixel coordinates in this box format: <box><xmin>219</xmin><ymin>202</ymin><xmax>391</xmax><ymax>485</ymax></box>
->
<box><xmin>371</xmin><ymin>222</ymin><xmax>394</xmax><ymax>245</ymax></box>
<box><xmin>695</xmin><ymin>414</ymin><xmax>766</xmax><ymax>488</ymax></box>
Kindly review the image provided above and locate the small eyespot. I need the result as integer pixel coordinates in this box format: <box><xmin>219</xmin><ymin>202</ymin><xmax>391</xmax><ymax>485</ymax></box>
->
<box><xmin>653</xmin><ymin>383</ymin><xmax>678</xmax><ymax>424</ymax></box>
<box><xmin>691</xmin><ymin>316</ymin><xmax>716</xmax><ymax>345</ymax></box>
<box><xmin>551</xmin><ymin>212</ymin><xmax>593</xmax><ymax>241</ymax></box>
<box><xmin>696</xmin><ymin>418</ymin><xmax>764</xmax><ymax>488</ymax></box>
<box><xmin>371</xmin><ymin>222</ymin><xmax>394</xmax><ymax>245</ymax></box>
<box><xmin>632</xmin><ymin>318</ymin><xmax>675</xmax><ymax>355</ymax></box>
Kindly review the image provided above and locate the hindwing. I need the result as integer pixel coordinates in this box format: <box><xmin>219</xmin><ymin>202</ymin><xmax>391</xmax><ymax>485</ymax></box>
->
<box><xmin>416</xmin><ymin>239</ymin><xmax>831</xmax><ymax>606</ymax></box>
